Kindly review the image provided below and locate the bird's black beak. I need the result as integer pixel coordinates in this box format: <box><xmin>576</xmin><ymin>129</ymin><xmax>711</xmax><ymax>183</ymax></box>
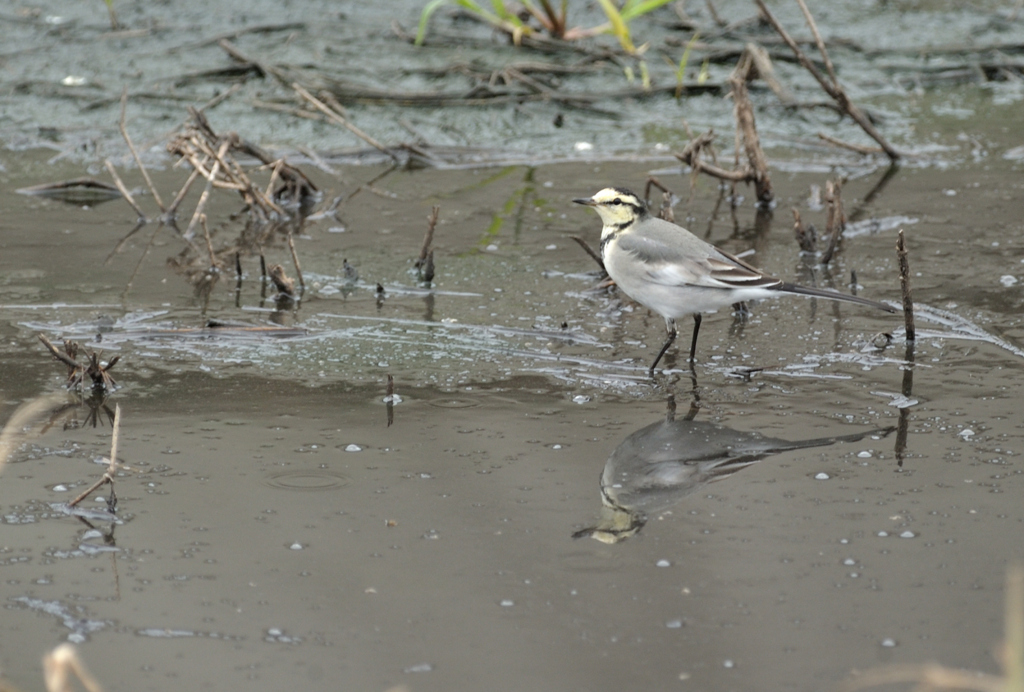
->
<box><xmin>573</xmin><ymin>197</ymin><xmax>596</xmax><ymax>207</ymax></box>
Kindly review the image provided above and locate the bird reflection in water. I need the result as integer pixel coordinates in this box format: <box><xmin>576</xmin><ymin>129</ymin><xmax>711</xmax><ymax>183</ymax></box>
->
<box><xmin>573</xmin><ymin>397</ymin><xmax>894</xmax><ymax>543</ymax></box>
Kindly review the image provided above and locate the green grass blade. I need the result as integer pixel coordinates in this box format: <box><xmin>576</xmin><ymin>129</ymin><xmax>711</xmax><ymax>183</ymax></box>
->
<box><xmin>674</xmin><ymin>32</ymin><xmax>700</xmax><ymax>89</ymax></box>
<box><xmin>620</xmin><ymin>0</ymin><xmax>674</xmax><ymax>21</ymax></box>
<box><xmin>415</xmin><ymin>0</ymin><xmax>452</xmax><ymax>45</ymax></box>
<box><xmin>595</xmin><ymin>0</ymin><xmax>636</xmax><ymax>53</ymax></box>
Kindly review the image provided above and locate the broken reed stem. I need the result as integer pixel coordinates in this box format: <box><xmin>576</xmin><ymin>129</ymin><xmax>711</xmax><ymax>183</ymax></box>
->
<box><xmin>817</xmin><ymin>132</ymin><xmax>884</xmax><ymax>156</ymax></box>
<box><xmin>165</xmin><ymin>167</ymin><xmax>200</xmax><ymax>219</ymax></box>
<box><xmin>291</xmin><ymin>83</ymin><xmax>399</xmax><ymax>163</ymax></box>
<box><xmin>199</xmin><ymin>81</ymin><xmax>242</xmax><ymax>112</ymax></box>
<box><xmin>897</xmin><ymin>229</ymin><xmax>915</xmax><ymax>341</ymax></box>
<box><xmin>729</xmin><ymin>66</ymin><xmax>773</xmax><ymax>204</ymax></box>
<box><xmin>821</xmin><ymin>179</ymin><xmax>843</xmax><ymax>264</ymax></box>
<box><xmin>753</xmin><ymin>0</ymin><xmax>901</xmax><ymax>161</ymax></box>
<box><xmin>104</xmin><ymin>159</ymin><xmax>148</xmax><ymax>219</ymax></box>
<box><xmin>68</xmin><ymin>404</ymin><xmax>120</xmax><ymax>508</ymax></box>
<box><xmin>119</xmin><ymin>90</ymin><xmax>165</xmax><ymax>211</ymax></box>
<box><xmin>38</xmin><ymin>334</ymin><xmax>80</xmax><ymax>372</ymax></box>
<box><xmin>184</xmin><ymin>139</ymin><xmax>231</xmax><ymax>239</ymax></box>
<box><xmin>794</xmin><ymin>0</ymin><xmax>838</xmax><ymax>87</ymax></box>
<box><xmin>419</xmin><ymin>206</ymin><xmax>439</xmax><ymax>263</ymax></box>
<box><xmin>264</xmin><ymin>159</ymin><xmax>284</xmax><ymax>202</ymax></box>
<box><xmin>286</xmin><ymin>231</ymin><xmax>305</xmax><ymax>290</ymax></box>
<box><xmin>108</xmin><ymin>404</ymin><xmax>120</xmax><ymax>476</ymax></box>
<box><xmin>676</xmin><ymin>130</ymin><xmax>753</xmax><ymax>184</ymax></box>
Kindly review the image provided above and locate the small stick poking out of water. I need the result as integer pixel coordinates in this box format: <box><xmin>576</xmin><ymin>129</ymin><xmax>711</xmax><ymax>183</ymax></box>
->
<box><xmin>897</xmin><ymin>229</ymin><xmax>915</xmax><ymax>341</ymax></box>
<box><xmin>821</xmin><ymin>179</ymin><xmax>844</xmax><ymax>265</ymax></box>
<box><xmin>416</xmin><ymin>206</ymin><xmax>439</xmax><ymax>283</ymax></box>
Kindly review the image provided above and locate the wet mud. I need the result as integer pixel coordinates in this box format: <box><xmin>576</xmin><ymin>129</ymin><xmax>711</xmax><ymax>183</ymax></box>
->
<box><xmin>2</xmin><ymin>153</ymin><xmax>1024</xmax><ymax>691</ymax></box>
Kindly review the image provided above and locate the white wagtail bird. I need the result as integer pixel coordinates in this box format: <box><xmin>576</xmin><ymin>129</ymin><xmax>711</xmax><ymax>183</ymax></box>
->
<box><xmin>574</xmin><ymin>187</ymin><xmax>896</xmax><ymax>373</ymax></box>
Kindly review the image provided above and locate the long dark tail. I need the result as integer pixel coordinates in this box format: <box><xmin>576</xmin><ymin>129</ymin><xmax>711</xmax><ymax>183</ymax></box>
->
<box><xmin>775</xmin><ymin>282</ymin><xmax>896</xmax><ymax>313</ymax></box>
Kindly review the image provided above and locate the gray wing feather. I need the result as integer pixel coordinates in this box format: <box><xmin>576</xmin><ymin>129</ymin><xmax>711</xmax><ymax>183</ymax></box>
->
<box><xmin>615</xmin><ymin>224</ymin><xmax>781</xmax><ymax>290</ymax></box>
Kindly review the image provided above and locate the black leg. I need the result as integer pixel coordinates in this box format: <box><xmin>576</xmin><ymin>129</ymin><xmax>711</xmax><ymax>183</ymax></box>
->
<box><xmin>688</xmin><ymin>313</ymin><xmax>702</xmax><ymax>362</ymax></box>
<box><xmin>649</xmin><ymin>326</ymin><xmax>677</xmax><ymax>375</ymax></box>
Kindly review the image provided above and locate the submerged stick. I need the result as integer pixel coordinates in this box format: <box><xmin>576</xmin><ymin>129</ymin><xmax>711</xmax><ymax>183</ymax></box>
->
<box><xmin>897</xmin><ymin>229</ymin><xmax>915</xmax><ymax>341</ymax></box>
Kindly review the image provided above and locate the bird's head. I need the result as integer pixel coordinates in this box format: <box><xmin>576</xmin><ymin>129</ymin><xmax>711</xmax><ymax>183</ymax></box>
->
<box><xmin>573</xmin><ymin>187</ymin><xmax>648</xmax><ymax>227</ymax></box>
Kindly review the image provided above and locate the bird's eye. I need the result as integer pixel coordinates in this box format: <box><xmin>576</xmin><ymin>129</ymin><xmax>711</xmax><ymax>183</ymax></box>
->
<box><xmin>610</xmin><ymin>199</ymin><xmax>622</xmax><ymax>205</ymax></box>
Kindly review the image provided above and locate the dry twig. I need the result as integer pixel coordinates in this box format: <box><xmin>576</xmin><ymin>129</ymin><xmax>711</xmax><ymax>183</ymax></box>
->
<box><xmin>38</xmin><ymin>335</ymin><xmax>119</xmax><ymax>391</ymax></box>
<box><xmin>292</xmin><ymin>83</ymin><xmax>400</xmax><ymax>163</ymax></box>
<box><xmin>118</xmin><ymin>90</ymin><xmax>165</xmax><ymax>211</ymax></box>
<box><xmin>817</xmin><ymin>132</ymin><xmax>884</xmax><ymax>156</ymax></box>
<box><xmin>675</xmin><ymin>46</ymin><xmax>774</xmax><ymax>206</ymax></box>
<box><xmin>754</xmin><ymin>0</ymin><xmax>901</xmax><ymax>161</ymax></box>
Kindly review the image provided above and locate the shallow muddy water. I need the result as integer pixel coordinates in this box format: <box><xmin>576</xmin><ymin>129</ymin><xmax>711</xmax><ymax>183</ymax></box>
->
<box><xmin>2</xmin><ymin>152</ymin><xmax>1024</xmax><ymax>692</ymax></box>
<box><xmin>3</xmin><ymin>0</ymin><xmax>1024</xmax><ymax>690</ymax></box>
